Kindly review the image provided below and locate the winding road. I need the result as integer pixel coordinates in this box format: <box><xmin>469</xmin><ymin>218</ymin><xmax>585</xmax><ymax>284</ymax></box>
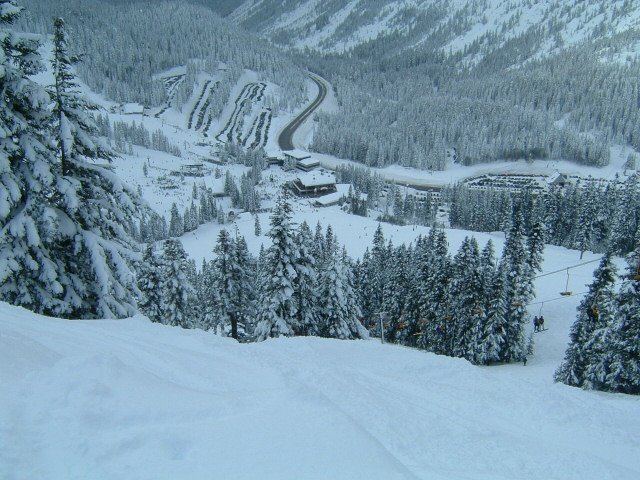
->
<box><xmin>278</xmin><ymin>73</ymin><xmax>327</xmax><ymax>151</ymax></box>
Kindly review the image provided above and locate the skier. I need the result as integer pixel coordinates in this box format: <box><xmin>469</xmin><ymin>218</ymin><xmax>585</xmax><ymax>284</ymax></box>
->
<box><xmin>539</xmin><ymin>316</ymin><xmax>545</xmax><ymax>331</ymax></box>
<box><xmin>533</xmin><ymin>316</ymin><xmax>539</xmax><ymax>332</ymax></box>
<box><xmin>523</xmin><ymin>357</ymin><xmax>527</xmax><ymax>366</ymax></box>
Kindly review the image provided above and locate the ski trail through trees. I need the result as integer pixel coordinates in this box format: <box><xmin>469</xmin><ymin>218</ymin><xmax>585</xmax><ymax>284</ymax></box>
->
<box><xmin>155</xmin><ymin>74</ymin><xmax>185</xmax><ymax>118</ymax></box>
<box><xmin>215</xmin><ymin>82</ymin><xmax>267</xmax><ymax>145</ymax></box>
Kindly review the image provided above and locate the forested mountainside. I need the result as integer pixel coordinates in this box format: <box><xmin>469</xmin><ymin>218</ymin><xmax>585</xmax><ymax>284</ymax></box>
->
<box><xmin>219</xmin><ymin>0</ymin><xmax>640</xmax><ymax>57</ymax></box>
<box><xmin>18</xmin><ymin>0</ymin><xmax>307</xmax><ymax>111</ymax></box>
<box><xmin>213</xmin><ymin>0</ymin><xmax>640</xmax><ymax>170</ymax></box>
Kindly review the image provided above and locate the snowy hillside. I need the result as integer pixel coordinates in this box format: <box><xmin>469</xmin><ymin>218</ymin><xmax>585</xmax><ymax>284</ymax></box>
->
<box><xmin>223</xmin><ymin>0</ymin><xmax>640</xmax><ymax>60</ymax></box>
<box><xmin>2</xmin><ymin>298</ymin><xmax>639</xmax><ymax>480</ymax></box>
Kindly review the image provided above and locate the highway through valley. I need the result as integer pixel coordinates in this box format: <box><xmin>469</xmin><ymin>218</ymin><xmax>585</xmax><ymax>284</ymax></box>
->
<box><xmin>278</xmin><ymin>73</ymin><xmax>327</xmax><ymax>151</ymax></box>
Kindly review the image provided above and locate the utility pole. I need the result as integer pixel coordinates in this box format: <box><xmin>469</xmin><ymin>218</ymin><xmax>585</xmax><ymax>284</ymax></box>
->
<box><xmin>231</xmin><ymin>310</ymin><xmax>238</xmax><ymax>340</ymax></box>
<box><xmin>376</xmin><ymin>312</ymin><xmax>385</xmax><ymax>344</ymax></box>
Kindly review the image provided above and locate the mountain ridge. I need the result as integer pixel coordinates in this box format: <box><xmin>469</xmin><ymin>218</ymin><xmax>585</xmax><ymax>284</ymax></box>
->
<box><xmin>218</xmin><ymin>0</ymin><xmax>640</xmax><ymax>66</ymax></box>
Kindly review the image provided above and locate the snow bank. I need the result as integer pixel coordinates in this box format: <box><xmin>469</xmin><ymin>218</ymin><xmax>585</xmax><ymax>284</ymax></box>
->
<box><xmin>1</xmin><ymin>301</ymin><xmax>639</xmax><ymax>480</ymax></box>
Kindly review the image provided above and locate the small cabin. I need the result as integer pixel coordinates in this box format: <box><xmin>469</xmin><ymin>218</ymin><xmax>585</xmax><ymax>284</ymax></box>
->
<box><xmin>292</xmin><ymin>171</ymin><xmax>337</xmax><ymax>197</ymax></box>
<box><xmin>547</xmin><ymin>172</ymin><xmax>567</xmax><ymax>188</ymax></box>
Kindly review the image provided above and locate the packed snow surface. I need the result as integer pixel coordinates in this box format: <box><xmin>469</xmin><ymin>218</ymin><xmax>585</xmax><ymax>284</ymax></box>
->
<box><xmin>1</xmin><ymin>297</ymin><xmax>639</xmax><ymax>479</ymax></box>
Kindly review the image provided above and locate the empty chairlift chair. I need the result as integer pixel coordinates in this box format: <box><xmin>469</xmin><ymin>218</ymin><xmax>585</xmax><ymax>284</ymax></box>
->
<box><xmin>560</xmin><ymin>268</ymin><xmax>573</xmax><ymax>296</ymax></box>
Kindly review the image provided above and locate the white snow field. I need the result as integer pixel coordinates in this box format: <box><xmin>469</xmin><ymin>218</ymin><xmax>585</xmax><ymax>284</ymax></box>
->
<box><xmin>2</xmin><ymin>257</ymin><xmax>639</xmax><ymax>480</ymax></box>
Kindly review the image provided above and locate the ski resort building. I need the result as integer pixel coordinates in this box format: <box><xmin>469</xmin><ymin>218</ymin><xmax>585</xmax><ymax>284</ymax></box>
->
<box><xmin>291</xmin><ymin>171</ymin><xmax>337</xmax><ymax>197</ymax></box>
<box><xmin>178</xmin><ymin>163</ymin><xmax>206</xmax><ymax>177</ymax></box>
<box><xmin>296</xmin><ymin>156</ymin><xmax>320</xmax><ymax>172</ymax></box>
<box><xmin>313</xmin><ymin>184</ymin><xmax>354</xmax><ymax>207</ymax></box>
<box><xmin>266</xmin><ymin>148</ymin><xmax>286</xmax><ymax>166</ymax></box>
<box><xmin>283</xmin><ymin>149</ymin><xmax>311</xmax><ymax>163</ymax></box>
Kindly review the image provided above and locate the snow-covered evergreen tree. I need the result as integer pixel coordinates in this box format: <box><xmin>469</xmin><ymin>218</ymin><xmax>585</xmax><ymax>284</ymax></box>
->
<box><xmin>293</xmin><ymin>221</ymin><xmax>320</xmax><ymax>335</ymax></box>
<box><xmin>360</xmin><ymin>224</ymin><xmax>389</xmax><ymax>335</ymax></box>
<box><xmin>601</xmin><ymin>248</ymin><xmax>640</xmax><ymax>394</ymax></box>
<box><xmin>476</xmin><ymin>252</ymin><xmax>507</xmax><ymax>364</ymax></box>
<box><xmin>0</xmin><ymin>1</ymin><xmax>62</xmax><ymax>315</ymax></box>
<box><xmin>48</xmin><ymin>16</ymin><xmax>143</xmax><ymax>318</ymax></box>
<box><xmin>382</xmin><ymin>243</ymin><xmax>411</xmax><ymax>344</ymax></box>
<box><xmin>555</xmin><ymin>253</ymin><xmax>617</xmax><ymax>387</ymax></box>
<box><xmin>159</xmin><ymin>238</ymin><xmax>194</xmax><ymax>328</ymax></box>
<box><xmin>198</xmin><ymin>258</ymin><xmax>218</xmax><ymax>331</ymax></box>
<box><xmin>318</xmin><ymin>232</ymin><xmax>367</xmax><ymax>340</ymax></box>
<box><xmin>1</xmin><ymin>8</ymin><xmax>143</xmax><ymax>318</ymax></box>
<box><xmin>207</xmin><ymin>230</ymin><xmax>255</xmax><ymax>338</ymax></box>
<box><xmin>210</xmin><ymin>229</ymin><xmax>236</xmax><ymax>335</ymax></box>
<box><xmin>232</xmin><ymin>234</ymin><xmax>256</xmax><ymax>336</ymax></box>
<box><xmin>450</xmin><ymin>237</ymin><xmax>484</xmax><ymax>361</ymax></box>
<box><xmin>500</xmin><ymin>206</ymin><xmax>530</xmax><ymax>363</ymax></box>
<box><xmin>416</xmin><ymin>228</ymin><xmax>453</xmax><ymax>354</ymax></box>
<box><xmin>526</xmin><ymin>220</ymin><xmax>545</xmax><ymax>274</ymax></box>
<box><xmin>254</xmin><ymin>188</ymin><xmax>299</xmax><ymax>340</ymax></box>
<box><xmin>137</xmin><ymin>244</ymin><xmax>163</xmax><ymax>323</ymax></box>
<box><xmin>584</xmin><ymin>236</ymin><xmax>640</xmax><ymax>394</ymax></box>
<box><xmin>169</xmin><ymin>203</ymin><xmax>183</xmax><ymax>237</ymax></box>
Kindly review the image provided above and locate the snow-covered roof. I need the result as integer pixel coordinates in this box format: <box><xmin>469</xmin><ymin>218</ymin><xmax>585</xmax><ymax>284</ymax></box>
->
<box><xmin>547</xmin><ymin>172</ymin><xmax>566</xmax><ymax>184</ymax></box>
<box><xmin>265</xmin><ymin>148</ymin><xmax>286</xmax><ymax>159</ymax></box>
<box><xmin>122</xmin><ymin>103</ymin><xmax>144</xmax><ymax>115</ymax></box>
<box><xmin>298</xmin><ymin>157</ymin><xmax>320</xmax><ymax>167</ymax></box>
<box><xmin>284</xmin><ymin>149</ymin><xmax>311</xmax><ymax>160</ymax></box>
<box><xmin>295</xmin><ymin>171</ymin><xmax>335</xmax><ymax>187</ymax></box>
<box><xmin>314</xmin><ymin>192</ymin><xmax>342</xmax><ymax>206</ymax></box>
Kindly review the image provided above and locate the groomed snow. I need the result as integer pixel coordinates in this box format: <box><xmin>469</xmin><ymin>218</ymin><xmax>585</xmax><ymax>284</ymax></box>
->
<box><xmin>1</xmin><ymin>295</ymin><xmax>639</xmax><ymax>480</ymax></box>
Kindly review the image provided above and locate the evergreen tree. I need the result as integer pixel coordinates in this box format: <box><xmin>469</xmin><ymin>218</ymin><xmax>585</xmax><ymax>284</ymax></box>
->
<box><xmin>382</xmin><ymin>244</ymin><xmax>411</xmax><ymax>344</ymax></box>
<box><xmin>210</xmin><ymin>229</ymin><xmax>237</xmax><ymax>336</ymax></box>
<box><xmin>476</xmin><ymin>255</ymin><xmax>507</xmax><ymax>364</ymax></box>
<box><xmin>500</xmin><ymin>206</ymin><xmax>530</xmax><ymax>362</ymax></box>
<box><xmin>254</xmin><ymin>188</ymin><xmax>299</xmax><ymax>340</ymax></box>
<box><xmin>450</xmin><ymin>237</ymin><xmax>484</xmax><ymax>361</ymax></box>
<box><xmin>318</xmin><ymin>234</ymin><xmax>367</xmax><ymax>340</ymax></box>
<box><xmin>51</xmin><ymin>16</ymin><xmax>144</xmax><ymax>313</ymax></box>
<box><xmin>585</xmin><ymin>236</ymin><xmax>640</xmax><ymax>394</ymax></box>
<box><xmin>198</xmin><ymin>259</ymin><xmax>218</xmax><ymax>331</ymax></box>
<box><xmin>232</xmin><ymin>235</ymin><xmax>256</xmax><ymax>336</ymax></box>
<box><xmin>293</xmin><ymin>221</ymin><xmax>320</xmax><ymax>335</ymax></box>
<box><xmin>159</xmin><ymin>239</ymin><xmax>193</xmax><ymax>328</ymax></box>
<box><xmin>1</xmin><ymin>9</ymin><xmax>143</xmax><ymax>318</ymax></box>
<box><xmin>363</xmin><ymin>224</ymin><xmax>388</xmax><ymax>335</ymax></box>
<box><xmin>254</xmin><ymin>214</ymin><xmax>261</xmax><ymax>236</ymax></box>
<box><xmin>137</xmin><ymin>244</ymin><xmax>163</xmax><ymax>323</ymax></box>
<box><xmin>0</xmin><ymin>1</ymin><xmax>63</xmax><ymax>315</ymax></box>
<box><xmin>555</xmin><ymin>253</ymin><xmax>618</xmax><ymax>387</ymax></box>
<box><xmin>526</xmin><ymin>220</ymin><xmax>545</xmax><ymax>274</ymax></box>
<box><xmin>169</xmin><ymin>203</ymin><xmax>183</xmax><ymax>237</ymax></box>
<box><xmin>416</xmin><ymin>228</ymin><xmax>453</xmax><ymax>354</ymax></box>
<box><xmin>601</xmin><ymin>247</ymin><xmax>640</xmax><ymax>394</ymax></box>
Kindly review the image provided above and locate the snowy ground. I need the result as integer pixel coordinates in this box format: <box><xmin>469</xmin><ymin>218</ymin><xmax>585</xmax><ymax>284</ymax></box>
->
<box><xmin>2</xmin><ymin>267</ymin><xmax>639</xmax><ymax>480</ymax></box>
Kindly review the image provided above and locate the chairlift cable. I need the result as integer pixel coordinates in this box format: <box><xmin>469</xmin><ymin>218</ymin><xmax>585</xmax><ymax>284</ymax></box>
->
<box><xmin>534</xmin><ymin>257</ymin><xmax>603</xmax><ymax>280</ymax></box>
<box><xmin>526</xmin><ymin>280</ymin><xmax>625</xmax><ymax>307</ymax></box>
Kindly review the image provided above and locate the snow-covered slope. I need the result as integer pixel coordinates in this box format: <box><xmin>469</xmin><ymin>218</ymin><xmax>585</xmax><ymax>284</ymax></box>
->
<box><xmin>2</xmin><ymin>299</ymin><xmax>639</xmax><ymax>480</ymax></box>
<box><xmin>224</xmin><ymin>0</ymin><xmax>640</xmax><ymax>61</ymax></box>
